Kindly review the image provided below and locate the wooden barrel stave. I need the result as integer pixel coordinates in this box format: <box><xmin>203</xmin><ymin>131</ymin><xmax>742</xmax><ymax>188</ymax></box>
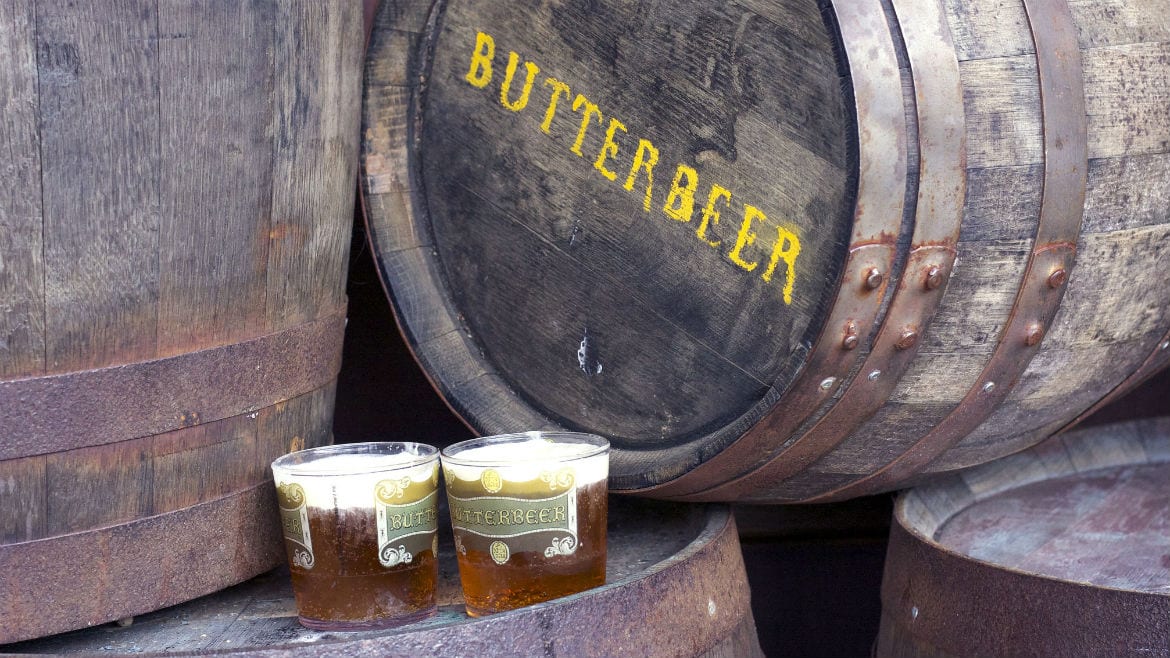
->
<box><xmin>0</xmin><ymin>0</ymin><xmax>362</xmax><ymax>642</ymax></box>
<box><xmin>359</xmin><ymin>0</ymin><xmax>1170</xmax><ymax>502</ymax></box>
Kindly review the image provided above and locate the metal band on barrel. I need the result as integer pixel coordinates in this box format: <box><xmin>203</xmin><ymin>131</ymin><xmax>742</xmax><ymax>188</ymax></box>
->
<box><xmin>0</xmin><ymin>309</ymin><xmax>347</xmax><ymax>460</ymax></box>
<box><xmin>802</xmin><ymin>0</ymin><xmax>1088</xmax><ymax>503</ymax></box>
<box><xmin>0</xmin><ymin>483</ymin><xmax>285</xmax><ymax>643</ymax></box>
<box><xmin>684</xmin><ymin>0</ymin><xmax>968</xmax><ymax>502</ymax></box>
<box><xmin>632</xmin><ymin>1</ymin><xmax>909</xmax><ymax>499</ymax></box>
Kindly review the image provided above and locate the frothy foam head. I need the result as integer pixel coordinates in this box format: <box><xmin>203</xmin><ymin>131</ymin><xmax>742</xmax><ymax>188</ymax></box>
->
<box><xmin>442</xmin><ymin>436</ymin><xmax>608</xmax><ymax>485</ymax></box>
<box><xmin>273</xmin><ymin>450</ymin><xmax>437</xmax><ymax>510</ymax></box>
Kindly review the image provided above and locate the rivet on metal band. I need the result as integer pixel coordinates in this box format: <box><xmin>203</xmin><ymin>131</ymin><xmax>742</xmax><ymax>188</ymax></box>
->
<box><xmin>631</xmin><ymin>1</ymin><xmax>908</xmax><ymax>499</ymax></box>
<box><xmin>801</xmin><ymin>0</ymin><xmax>1089</xmax><ymax>503</ymax></box>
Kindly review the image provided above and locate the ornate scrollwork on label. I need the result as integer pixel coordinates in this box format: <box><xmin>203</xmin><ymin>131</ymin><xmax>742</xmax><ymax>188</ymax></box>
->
<box><xmin>277</xmin><ymin>481</ymin><xmax>314</xmax><ymax>571</ymax></box>
<box><xmin>540</xmin><ymin>468</ymin><xmax>575</xmax><ymax>490</ymax></box>
<box><xmin>292</xmin><ymin>548</ymin><xmax>315</xmax><ymax>569</ymax></box>
<box><xmin>380</xmin><ymin>544</ymin><xmax>414</xmax><ymax>567</ymax></box>
<box><xmin>375</xmin><ymin>476</ymin><xmax>414</xmax><ymax>503</ymax></box>
<box><xmin>544</xmin><ymin>536</ymin><xmax>578</xmax><ymax>557</ymax></box>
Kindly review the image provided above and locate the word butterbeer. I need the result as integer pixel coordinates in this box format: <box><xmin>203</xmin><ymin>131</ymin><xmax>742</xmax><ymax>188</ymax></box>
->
<box><xmin>463</xmin><ymin>30</ymin><xmax>802</xmax><ymax>305</ymax></box>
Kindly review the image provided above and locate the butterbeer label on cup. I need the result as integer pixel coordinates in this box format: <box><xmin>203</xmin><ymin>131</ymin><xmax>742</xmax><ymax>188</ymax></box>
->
<box><xmin>376</xmin><ymin>487</ymin><xmax>439</xmax><ymax>567</ymax></box>
<box><xmin>444</xmin><ymin>437</ymin><xmax>607</xmax><ymax>564</ymax></box>
<box><xmin>276</xmin><ymin>482</ymin><xmax>315</xmax><ymax>570</ymax></box>
<box><xmin>448</xmin><ymin>484</ymin><xmax>579</xmax><ymax>562</ymax></box>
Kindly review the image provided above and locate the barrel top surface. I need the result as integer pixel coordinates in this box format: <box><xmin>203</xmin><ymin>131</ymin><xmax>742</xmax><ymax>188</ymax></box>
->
<box><xmin>936</xmin><ymin>461</ymin><xmax>1169</xmax><ymax>594</ymax></box>
<box><xmin>2</xmin><ymin>499</ymin><xmax>753</xmax><ymax>657</ymax></box>
<box><xmin>361</xmin><ymin>0</ymin><xmax>856</xmax><ymax>482</ymax></box>
<box><xmin>898</xmin><ymin>417</ymin><xmax>1170</xmax><ymax>597</ymax></box>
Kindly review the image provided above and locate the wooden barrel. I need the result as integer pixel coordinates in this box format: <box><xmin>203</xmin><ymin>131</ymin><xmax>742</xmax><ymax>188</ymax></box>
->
<box><xmin>0</xmin><ymin>499</ymin><xmax>763</xmax><ymax>658</ymax></box>
<box><xmin>0</xmin><ymin>2</ymin><xmax>362</xmax><ymax>643</ymax></box>
<box><xmin>876</xmin><ymin>417</ymin><xmax>1170</xmax><ymax>657</ymax></box>
<box><xmin>359</xmin><ymin>0</ymin><xmax>1170</xmax><ymax>503</ymax></box>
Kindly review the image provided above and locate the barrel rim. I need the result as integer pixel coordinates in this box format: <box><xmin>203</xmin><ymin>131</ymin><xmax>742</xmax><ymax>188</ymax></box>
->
<box><xmin>893</xmin><ymin>416</ymin><xmax>1170</xmax><ymax>596</ymax></box>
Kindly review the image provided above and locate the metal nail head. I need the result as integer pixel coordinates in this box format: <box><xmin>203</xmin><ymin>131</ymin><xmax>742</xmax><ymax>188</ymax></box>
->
<box><xmin>895</xmin><ymin>328</ymin><xmax>919</xmax><ymax>351</ymax></box>
<box><xmin>1025</xmin><ymin>324</ymin><xmax>1045</xmax><ymax>347</ymax></box>
<box><xmin>924</xmin><ymin>265</ymin><xmax>944</xmax><ymax>290</ymax></box>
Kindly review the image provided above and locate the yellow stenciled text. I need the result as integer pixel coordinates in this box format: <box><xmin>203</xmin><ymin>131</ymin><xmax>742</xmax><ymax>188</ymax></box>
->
<box><xmin>461</xmin><ymin>30</ymin><xmax>802</xmax><ymax>305</ymax></box>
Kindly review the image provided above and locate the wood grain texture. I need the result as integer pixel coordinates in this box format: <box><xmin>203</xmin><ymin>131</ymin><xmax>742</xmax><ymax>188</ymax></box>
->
<box><xmin>0</xmin><ymin>0</ymin><xmax>361</xmax><ymax>639</ymax></box>
<box><xmin>266</xmin><ymin>1</ymin><xmax>363</xmax><ymax>330</ymax></box>
<box><xmin>363</xmin><ymin>0</ymin><xmax>854</xmax><ymax>472</ymax></box>
<box><xmin>37</xmin><ymin>0</ymin><xmax>161</xmax><ymax>373</ymax></box>
<box><xmin>0</xmin><ymin>386</ymin><xmax>334</xmax><ymax>545</ymax></box>
<box><xmin>0</xmin><ymin>0</ymin><xmax>45</xmax><ymax>379</ymax></box>
<box><xmin>157</xmin><ymin>0</ymin><xmax>275</xmax><ymax>355</ymax></box>
<box><xmin>0</xmin><ymin>454</ymin><xmax>45</xmax><ymax>544</ymax></box>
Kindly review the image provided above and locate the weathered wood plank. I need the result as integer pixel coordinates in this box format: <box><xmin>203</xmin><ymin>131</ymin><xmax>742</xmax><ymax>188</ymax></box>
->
<box><xmin>151</xmin><ymin>414</ymin><xmax>258</xmax><ymax>514</ymax></box>
<box><xmin>943</xmin><ymin>0</ymin><xmax>1032</xmax><ymax>62</ymax></box>
<box><xmin>943</xmin><ymin>0</ymin><xmax>1170</xmax><ymax>62</ymax></box>
<box><xmin>919</xmin><ymin>240</ymin><xmax>1031</xmax><ymax>356</ymax></box>
<box><xmin>1068</xmin><ymin>0</ymin><xmax>1170</xmax><ymax>50</ymax></box>
<box><xmin>156</xmin><ymin>0</ymin><xmax>275</xmax><ymax>355</ymax></box>
<box><xmin>254</xmin><ymin>383</ymin><xmax>338</xmax><ymax>475</ymax></box>
<box><xmin>0</xmin><ymin>0</ymin><xmax>45</xmax><ymax>378</ymax></box>
<box><xmin>961</xmin><ymin>56</ymin><xmax>1044</xmax><ymax>168</ymax></box>
<box><xmin>36</xmin><ymin>0</ymin><xmax>161</xmax><ymax>372</ymax></box>
<box><xmin>44</xmin><ymin>439</ymin><xmax>152</xmax><ymax>537</ymax></box>
<box><xmin>1083</xmin><ymin>41</ymin><xmax>1170</xmax><ymax>159</ymax></box>
<box><xmin>266</xmin><ymin>2</ymin><xmax>363</xmax><ymax>330</ymax></box>
<box><xmin>964</xmin><ymin>44</ymin><xmax>1170</xmax><ymax>169</ymax></box>
<box><xmin>0</xmin><ymin>455</ymin><xmax>46</xmax><ymax>543</ymax></box>
<box><xmin>1083</xmin><ymin>152</ymin><xmax>1170</xmax><ymax>234</ymax></box>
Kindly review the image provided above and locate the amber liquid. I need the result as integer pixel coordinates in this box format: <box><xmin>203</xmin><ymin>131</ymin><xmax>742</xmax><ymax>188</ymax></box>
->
<box><xmin>287</xmin><ymin>506</ymin><xmax>437</xmax><ymax>630</ymax></box>
<box><xmin>454</xmin><ymin>480</ymin><xmax>608</xmax><ymax>616</ymax></box>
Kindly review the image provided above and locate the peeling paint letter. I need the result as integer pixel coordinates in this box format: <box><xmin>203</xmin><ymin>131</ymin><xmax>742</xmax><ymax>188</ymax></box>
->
<box><xmin>466</xmin><ymin>31</ymin><xmax>495</xmax><ymax>88</ymax></box>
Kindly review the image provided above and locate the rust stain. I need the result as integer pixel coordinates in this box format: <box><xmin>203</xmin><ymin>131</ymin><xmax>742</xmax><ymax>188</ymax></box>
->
<box><xmin>269</xmin><ymin>223</ymin><xmax>309</xmax><ymax>248</ymax></box>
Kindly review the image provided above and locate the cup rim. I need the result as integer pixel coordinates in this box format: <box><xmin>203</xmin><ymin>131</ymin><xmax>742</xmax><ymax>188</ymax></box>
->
<box><xmin>271</xmin><ymin>441</ymin><xmax>439</xmax><ymax>477</ymax></box>
<box><xmin>440</xmin><ymin>431</ymin><xmax>609</xmax><ymax>467</ymax></box>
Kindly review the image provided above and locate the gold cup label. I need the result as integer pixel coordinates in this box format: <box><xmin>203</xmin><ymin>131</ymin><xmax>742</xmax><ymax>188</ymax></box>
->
<box><xmin>376</xmin><ymin>479</ymin><xmax>439</xmax><ymax>567</ymax></box>
<box><xmin>276</xmin><ymin>482</ymin><xmax>315</xmax><ymax>570</ymax></box>
<box><xmin>447</xmin><ymin>486</ymin><xmax>578</xmax><ymax>563</ymax></box>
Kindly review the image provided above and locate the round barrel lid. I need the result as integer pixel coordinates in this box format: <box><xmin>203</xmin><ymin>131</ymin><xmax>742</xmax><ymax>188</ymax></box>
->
<box><xmin>360</xmin><ymin>0</ymin><xmax>855</xmax><ymax>487</ymax></box>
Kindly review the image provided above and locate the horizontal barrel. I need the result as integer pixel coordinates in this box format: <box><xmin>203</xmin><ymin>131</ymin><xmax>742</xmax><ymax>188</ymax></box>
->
<box><xmin>359</xmin><ymin>0</ymin><xmax>1170</xmax><ymax>502</ymax></box>
<box><xmin>0</xmin><ymin>1</ymin><xmax>362</xmax><ymax>642</ymax></box>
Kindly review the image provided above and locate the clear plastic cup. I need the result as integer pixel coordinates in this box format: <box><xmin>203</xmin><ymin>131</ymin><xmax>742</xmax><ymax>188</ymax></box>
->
<box><xmin>271</xmin><ymin>442</ymin><xmax>440</xmax><ymax>629</ymax></box>
<box><xmin>441</xmin><ymin>431</ymin><xmax>609</xmax><ymax>616</ymax></box>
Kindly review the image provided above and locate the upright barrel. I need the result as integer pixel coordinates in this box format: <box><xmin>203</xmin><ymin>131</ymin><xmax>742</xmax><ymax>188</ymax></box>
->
<box><xmin>2</xmin><ymin>500</ymin><xmax>762</xmax><ymax>658</ymax></box>
<box><xmin>360</xmin><ymin>0</ymin><xmax>1170</xmax><ymax>502</ymax></box>
<box><xmin>876</xmin><ymin>417</ymin><xmax>1170</xmax><ymax>657</ymax></box>
<box><xmin>0</xmin><ymin>2</ymin><xmax>362</xmax><ymax>642</ymax></box>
